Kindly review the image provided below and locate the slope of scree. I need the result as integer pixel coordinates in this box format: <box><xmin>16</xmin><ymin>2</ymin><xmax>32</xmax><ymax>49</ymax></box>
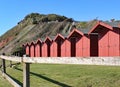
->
<box><xmin>0</xmin><ymin>13</ymin><xmax>74</xmax><ymax>56</ymax></box>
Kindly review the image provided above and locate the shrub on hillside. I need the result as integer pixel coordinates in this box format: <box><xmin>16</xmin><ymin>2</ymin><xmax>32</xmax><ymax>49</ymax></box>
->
<box><xmin>20</xmin><ymin>13</ymin><xmax>73</xmax><ymax>24</ymax></box>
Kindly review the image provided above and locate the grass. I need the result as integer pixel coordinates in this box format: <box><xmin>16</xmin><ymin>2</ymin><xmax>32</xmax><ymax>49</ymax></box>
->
<box><xmin>1</xmin><ymin>64</ymin><xmax>120</xmax><ymax>87</ymax></box>
<box><xmin>0</xmin><ymin>72</ymin><xmax>13</xmax><ymax>87</ymax></box>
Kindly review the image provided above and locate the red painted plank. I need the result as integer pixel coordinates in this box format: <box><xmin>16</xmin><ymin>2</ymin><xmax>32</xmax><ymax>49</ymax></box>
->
<box><xmin>41</xmin><ymin>43</ymin><xmax>47</xmax><ymax>57</ymax></box>
<box><xmin>99</xmin><ymin>30</ymin><xmax>109</xmax><ymax>56</ymax></box>
<box><xmin>61</xmin><ymin>40</ymin><xmax>66</xmax><ymax>57</ymax></box>
<box><xmin>109</xmin><ymin>28</ymin><xmax>120</xmax><ymax>56</ymax></box>
<box><xmin>65</xmin><ymin>39</ymin><xmax>71</xmax><ymax>57</ymax></box>
<box><xmin>30</xmin><ymin>44</ymin><xmax>35</xmax><ymax>57</ymax></box>
<box><xmin>35</xmin><ymin>44</ymin><xmax>40</xmax><ymax>57</ymax></box>
<box><xmin>26</xmin><ymin>45</ymin><xmax>30</xmax><ymax>56</ymax></box>
<box><xmin>76</xmin><ymin>37</ymin><xmax>83</xmax><ymax>57</ymax></box>
<box><xmin>83</xmin><ymin>35</ymin><xmax>90</xmax><ymax>57</ymax></box>
<box><xmin>50</xmin><ymin>41</ymin><xmax>57</xmax><ymax>57</ymax></box>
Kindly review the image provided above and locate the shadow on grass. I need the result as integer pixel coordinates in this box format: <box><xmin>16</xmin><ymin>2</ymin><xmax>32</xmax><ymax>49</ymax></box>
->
<box><xmin>15</xmin><ymin>68</ymin><xmax>72</xmax><ymax>87</ymax></box>
<box><xmin>6</xmin><ymin>73</ymin><xmax>23</xmax><ymax>86</ymax></box>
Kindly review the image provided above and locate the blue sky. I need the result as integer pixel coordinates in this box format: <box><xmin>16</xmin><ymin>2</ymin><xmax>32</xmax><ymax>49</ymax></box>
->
<box><xmin>0</xmin><ymin>0</ymin><xmax>120</xmax><ymax>36</ymax></box>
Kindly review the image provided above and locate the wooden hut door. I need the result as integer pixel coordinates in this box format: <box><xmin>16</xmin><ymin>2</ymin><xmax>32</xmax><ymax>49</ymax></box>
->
<box><xmin>57</xmin><ymin>40</ymin><xmax>61</xmax><ymax>57</ymax></box>
<box><xmin>47</xmin><ymin>43</ymin><xmax>51</xmax><ymax>57</ymax></box>
<box><xmin>71</xmin><ymin>38</ymin><xmax>76</xmax><ymax>57</ymax></box>
<box><xmin>90</xmin><ymin>34</ymin><xmax>98</xmax><ymax>56</ymax></box>
<box><xmin>40</xmin><ymin>43</ymin><xmax>42</xmax><ymax>57</ymax></box>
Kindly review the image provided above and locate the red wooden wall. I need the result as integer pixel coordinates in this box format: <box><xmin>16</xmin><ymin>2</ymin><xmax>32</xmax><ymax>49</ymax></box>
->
<box><xmin>50</xmin><ymin>41</ymin><xmax>57</xmax><ymax>57</ymax></box>
<box><xmin>61</xmin><ymin>38</ymin><xmax>71</xmax><ymax>57</ymax></box>
<box><xmin>76</xmin><ymin>37</ymin><xmax>83</xmax><ymax>57</ymax></box>
<box><xmin>23</xmin><ymin>21</ymin><xmax>120</xmax><ymax>57</ymax></box>
<box><xmin>76</xmin><ymin>35</ymin><xmax>90</xmax><ymax>57</ymax></box>
<box><xmin>89</xmin><ymin>21</ymin><xmax>120</xmax><ymax>57</ymax></box>
<box><xmin>61</xmin><ymin>39</ymin><xmax>66</xmax><ymax>57</ymax></box>
<box><xmin>43</xmin><ymin>37</ymin><xmax>52</xmax><ymax>57</ymax></box>
<box><xmin>67</xmin><ymin>29</ymin><xmax>90</xmax><ymax>57</ymax></box>
<box><xmin>54</xmin><ymin>34</ymin><xmax>65</xmax><ymax>57</ymax></box>
<box><xmin>35</xmin><ymin>39</ymin><xmax>42</xmax><ymax>57</ymax></box>
<box><xmin>113</xmin><ymin>28</ymin><xmax>120</xmax><ymax>56</ymax></box>
<box><xmin>82</xmin><ymin>35</ymin><xmax>90</xmax><ymax>57</ymax></box>
<box><xmin>68</xmin><ymin>29</ymin><xmax>82</xmax><ymax>57</ymax></box>
<box><xmin>30</xmin><ymin>42</ymin><xmax>35</xmax><ymax>57</ymax></box>
<box><xmin>97</xmin><ymin>27</ymin><xmax>120</xmax><ymax>57</ymax></box>
<box><xmin>25</xmin><ymin>43</ymin><xmax>30</xmax><ymax>56</ymax></box>
<box><xmin>42</xmin><ymin>42</ymin><xmax>47</xmax><ymax>57</ymax></box>
<box><xmin>98</xmin><ymin>29</ymin><xmax>109</xmax><ymax>56</ymax></box>
<box><xmin>108</xmin><ymin>28</ymin><xmax>120</xmax><ymax>56</ymax></box>
<box><xmin>35</xmin><ymin>44</ymin><xmax>40</xmax><ymax>57</ymax></box>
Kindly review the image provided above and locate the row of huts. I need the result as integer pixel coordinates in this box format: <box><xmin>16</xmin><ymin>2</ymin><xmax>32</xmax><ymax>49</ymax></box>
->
<box><xmin>23</xmin><ymin>21</ymin><xmax>120</xmax><ymax>57</ymax></box>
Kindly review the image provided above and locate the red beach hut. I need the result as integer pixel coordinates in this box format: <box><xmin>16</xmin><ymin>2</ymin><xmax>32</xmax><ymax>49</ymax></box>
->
<box><xmin>35</xmin><ymin>39</ymin><xmax>42</xmax><ymax>57</ymax></box>
<box><xmin>89</xmin><ymin>21</ymin><xmax>120</xmax><ymax>56</ymax></box>
<box><xmin>42</xmin><ymin>37</ymin><xmax>52</xmax><ymax>57</ymax></box>
<box><xmin>25</xmin><ymin>43</ymin><xmax>30</xmax><ymax>56</ymax></box>
<box><xmin>53</xmin><ymin>34</ymin><xmax>65</xmax><ymax>57</ymax></box>
<box><xmin>30</xmin><ymin>41</ymin><xmax>35</xmax><ymax>57</ymax></box>
<box><xmin>67</xmin><ymin>29</ymin><xmax>90</xmax><ymax>57</ymax></box>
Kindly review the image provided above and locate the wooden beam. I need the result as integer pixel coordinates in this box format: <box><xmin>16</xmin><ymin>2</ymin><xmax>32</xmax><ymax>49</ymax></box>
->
<box><xmin>0</xmin><ymin>55</ymin><xmax>22</xmax><ymax>62</ymax></box>
<box><xmin>2</xmin><ymin>59</ymin><xmax>6</xmax><ymax>73</ymax></box>
<box><xmin>23</xmin><ymin>63</ymin><xmax>30</xmax><ymax>87</ymax></box>
<box><xmin>2</xmin><ymin>73</ymin><xmax>21</xmax><ymax>87</ymax></box>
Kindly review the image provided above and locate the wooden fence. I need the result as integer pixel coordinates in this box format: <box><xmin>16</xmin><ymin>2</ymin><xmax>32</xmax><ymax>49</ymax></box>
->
<box><xmin>0</xmin><ymin>55</ymin><xmax>120</xmax><ymax>87</ymax></box>
<box><xmin>0</xmin><ymin>55</ymin><xmax>29</xmax><ymax>87</ymax></box>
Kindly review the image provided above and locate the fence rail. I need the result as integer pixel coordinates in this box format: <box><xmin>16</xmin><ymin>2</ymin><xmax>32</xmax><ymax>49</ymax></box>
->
<box><xmin>0</xmin><ymin>55</ymin><xmax>120</xmax><ymax>87</ymax></box>
<box><xmin>2</xmin><ymin>73</ymin><xmax>21</xmax><ymax>87</ymax></box>
<box><xmin>1</xmin><ymin>55</ymin><xmax>120</xmax><ymax>65</ymax></box>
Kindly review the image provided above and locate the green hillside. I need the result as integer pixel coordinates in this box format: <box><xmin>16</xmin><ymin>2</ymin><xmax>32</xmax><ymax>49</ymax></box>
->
<box><xmin>0</xmin><ymin>13</ymin><xmax>74</xmax><ymax>55</ymax></box>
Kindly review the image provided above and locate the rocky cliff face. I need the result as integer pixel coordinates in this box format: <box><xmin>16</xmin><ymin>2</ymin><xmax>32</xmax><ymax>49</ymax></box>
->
<box><xmin>0</xmin><ymin>13</ymin><xmax>74</xmax><ymax>55</ymax></box>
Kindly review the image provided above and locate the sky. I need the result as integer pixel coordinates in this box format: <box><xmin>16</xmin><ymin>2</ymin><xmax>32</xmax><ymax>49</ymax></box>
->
<box><xmin>0</xmin><ymin>0</ymin><xmax>120</xmax><ymax>36</ymax></box>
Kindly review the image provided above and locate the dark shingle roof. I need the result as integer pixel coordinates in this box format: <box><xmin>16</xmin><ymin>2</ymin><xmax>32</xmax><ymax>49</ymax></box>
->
<box><xmin>78</xmin><ymin>28</ymin><xmax>90</xmax><ymax>34</ymax></box>
<box><xmin>76</xmin><ymin>20</ymin><xmax>98</xmax><ymax>33</ymax></box>
<box><xmin>104</xmin><ymin>21</ymin><xmax>120</xmax><ymax>27</ymax></box>
<box><xmin>77</xmin><ymin>21</ymin><xmax>120</xmax><ymax>33</ymax></box>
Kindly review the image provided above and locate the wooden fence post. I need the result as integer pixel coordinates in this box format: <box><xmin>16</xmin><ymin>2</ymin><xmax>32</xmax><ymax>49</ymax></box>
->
<box><xmin>23</xmin><ymin>62</ymin><xmax>30</xmax><ymax>87</ymax></box>
<box><xmin>2</xmin><ymin>59</ymin><xmax>6</xmax><ymax>73</ymax></box>
<box><xmin>9</xmin><ymin>61</ymin><xmax>12</xmax><ymax>68</ymax></box>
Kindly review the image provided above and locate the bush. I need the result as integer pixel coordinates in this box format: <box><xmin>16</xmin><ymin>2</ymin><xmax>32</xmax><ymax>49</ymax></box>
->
<box><xmin>22</xmin><ymin>13</ymin><xmax>71</xmax><ymax>24</ymax></box>
<box><xmin>12</xmin><ymin>46</ymin><xmax>25</xmax><ymax>57</ymax></box>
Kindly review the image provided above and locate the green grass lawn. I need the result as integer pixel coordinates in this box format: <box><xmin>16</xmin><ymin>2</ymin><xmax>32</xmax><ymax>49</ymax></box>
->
<box><xmin>1</xmin><ymin>64</ymin><xmax>120</xmax><ymax>87</ymax></box>
<box><xmin>0</xmin><ymin>72</ymin><xmax>13</xmax><ymax>87</ymax></box>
